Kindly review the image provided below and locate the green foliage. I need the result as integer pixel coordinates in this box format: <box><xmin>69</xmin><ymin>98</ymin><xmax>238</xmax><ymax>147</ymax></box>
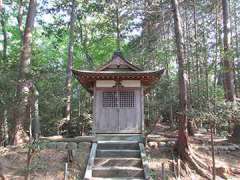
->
<box><xmin>0</xmin><ymin>0</ymin><xmax>240</xmax><ymax>139</ymax></box>
<box><xmin>187</xmin><ymin>102</ymin><xmax>240</xmax><ymax>135</ymax></box>
<box><xmin>24</xmin><ymin>140</ymin><xmax>47</xmax><ymax>152</ymax></box>
<box><xmin>149</xmin><ymin>169</ymin><xmax>157</xmax><ymax>179</ymax></box>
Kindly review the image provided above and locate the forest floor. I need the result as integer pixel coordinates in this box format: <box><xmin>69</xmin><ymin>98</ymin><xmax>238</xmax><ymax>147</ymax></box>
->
<box><xmin>0</xmin><ymin>143</ymin><xmax>90</xmax><ymax>180</ymax></box>
<box><xmin>147</xmin><ymin>122</ymin><xmax>240</xmax><ymax>180</ymax></box>
<box><xmin>0</xmin><ymin>146</ymin><xmax>68</xmax><ymax>179</ymax></box>
<box><xmin>0</xmin><ymin>123</ymin><xmax>240</xmax><ymax>180</ymax></box>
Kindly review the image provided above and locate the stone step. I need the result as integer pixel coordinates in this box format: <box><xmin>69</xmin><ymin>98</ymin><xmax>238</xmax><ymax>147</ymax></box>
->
<box><xmin>97</xmin><ymin>141</ymin><xmax>139</xmax><ymax>150</ymax></box>
<box><xmin>94</xmin><ymin>157</ymin><xmax>142</xmax><ymax>167</ymax></box>
<box><xmin>96</xmin><ymin>134</ymin><xmax>144</xmax><ymax>142</ymax></box>
<box><xmin>96</xmin><ymin>149</ymin><xmax>141</xmax><ymax>158</ymax></box>
<box><xmin>92</xmin><ymin>166</ymin><xmax>144</xmax><ymax>178</ymax></box>
<box><xmin>91</xmin><ymin>178</ymin><xmax>144</xmax><ymax>180</ymax></box>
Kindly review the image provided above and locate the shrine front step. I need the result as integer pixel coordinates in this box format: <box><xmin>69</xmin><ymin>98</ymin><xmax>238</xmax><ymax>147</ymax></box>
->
<box><xmin>96</xmin><ymin>149</ymin><xmax>141</xmax><ymax>158</ymax></box>
<box><xmin>97</xmin><ymin>141</ymin><xmax>139</xmax><ymax>150</ymax></box>
<box><xmin>84</xmin><ymin>140</ymin><xmax>150</xmax><ymax>180</ymax></box>
<box><xmin>92</xmin><ymin>166</ymin><xmax>144</xmax><ymax>178</ymax></box>
<box><xmin>94</xmin><ymin>157</ymin><xmax>142</xmax><ymax>167</ymax></box>
<box><xmin>96</xmin><ymin>134</ymin><xmax>144</xmax><ymax>142</ymax></box>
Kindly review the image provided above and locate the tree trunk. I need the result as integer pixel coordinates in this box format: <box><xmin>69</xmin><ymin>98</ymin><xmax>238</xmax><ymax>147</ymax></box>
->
<box><xmin>193</xmin><ymin>0</ymin><xmax>200</xmax><ymax>102</ymax></box>
<box><xmin>0</xmin><ymin>6</ymin><xmax>8</xmax><ymax>146</ymax></box>
<box><xmin>2</xmin><ymin>110</ymin><xmax>8</xmax><ymax>146</ymax></box>
<box><xmin>25</xmin><ymin>146</ymin><xmax>36</xmax><ymax>180</ymax></box>
<box><xmin>233</xmin><ymin>0</ymin><xmax>239</xmax><ymax>97</ymax></box>
<box><xmin>77</xmin><ymin>85</ymin><xmax>82</xmax><ymax>135</ymax></box>
<box><xmin>65</xmin><ymin>0</ymin><xmax>76</xmax><ymax>125</ymax></box>
<box><xmin>202</xmin><ymin>17</ymin><xmax>209</xmax><ymax>102</ymax></box>
<box><xmin>184</xmin><ymin>4</ymin><xmax>192</xmax><ymax>107</ymax></box>
<box><xmin>172</xmin><ymin>1</ymin><xmax>211</xmax><ymax>179</ymax></box>
<box><xmin>116</xmin><ymin>1</ymin><xmax>120</xmax><ymax>50</ymax></box>
<box><xmin>0</xmin><ymin>111</ymin><xmax>3</xmax><ymax>145</ymax></box>
<box><xmin>0</xmin><ymin>8</ymin><xmax>7</xmax><ymax>63</ymax></box>
<box><xmin>222</xmin><ymin>0</ymin><xmax>236</xmax><ymax>102</ymax></box>
<box><xmin>210</xmin><ymin>126</ymin><xmax>216</xmax><ymax>180</ymax></box>
<box><xmin>145</xmin><ymin>0</ymin><xmax>153</xmax><ymax>54</ymax></box>
<box><xmin>17</xmin><ymin>0</ymin><xmax>24</xmax><ymax>40</ymax></box>
<box><xmin>213</xmin><ymin>1</ymin><xmax>220</xmax><ymax>134</ymax></box>
<box><xmin>171</xmin><ymin>0</ymin><xmax>188</xmax><ymax>150</ymax></box>
<box><xmin>0</xmin><ymin>162</ymin><xmax>5</xmax><ymax>180</ymax></box>
<box><xmin>29</xmin><ymin>86</ymin><xmax>40</xmax><ymax>140</ymax></box>
<box><xmin>13</xmin><ymin>0</ymin><xmax>37</xmax><ymax>145</ymax></box>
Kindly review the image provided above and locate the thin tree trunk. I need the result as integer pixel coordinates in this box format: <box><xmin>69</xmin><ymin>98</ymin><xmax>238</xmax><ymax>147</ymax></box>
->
<box><xmin>13</xmin><ymin>0</ymin><xmax>37</xmax><ymax>145</ymax></box>
<box><xmin>25</xmin><ymin>145</ymin><xmax>36</xmax><ymax>180</ymax></box>
<box><xmin>0</xmin><ymin>8</ymin><xmax>7</xmax><ymax>63</ymax></box>
<box><xmin>77</xmin><ymin>85</ymin><xmax>83</xmax><ymax>135</ymax></box>
<box><xmin>65</xmin><ymin>0</ymin><xmax>76</xmax><ymax>124</ymax></box>
<box><xmin>80</xmin><ymin>18</ymin><xmax>94</xmax><ymax>69</ymax></box>
<box><xmin>25</xmin><ymin>85</ymin><xmax>40</xmax><ymax>180</ymax></box>
<box><xmin>233</xmin><ymin>0</ymin><xmax>239</xmax><ymax>97</ymax></box>
<box><xmin>145</xmin><ymin>0</ymin><xmax>152</xmax><ymax>54</ymax></box>
<box><xmin>30</xmin><ymin>86</ymin><xmax>40</xmax><ymax>140</ymax></box>
<box><xmin>202</xmin><ymin>18</ymin><xmax>209</xmax><ymax>102</ymax></box>
<box><xmin>0</xmin><ymin>162</ymin><xmax>5</xmax><ymax>180</ymax></box>
<box><xmin>193</xmin><ymin>0</ymin><xmax>200</xmax><ymax>102</ymax></box>
<box><xmin>184</xmin><ymin>5</ymin><xmax>192</xmax><ymax>107</ymax></box>
<box><xmin>222</xmin><ymin>0</ymin><xmax>236</xmax><ymax>102</ymax></box>
<box><xmin>3</xmin><ymin>110</ymin><xmax>8</xmax><ymax>146</ymax></box>
<box><xmin>210</xmin><ymin>126</ymin><xmax>216</xmax><ymax>180</ymax></box>
<box><xmin>0</xmin><ymin>0</ymin><xmax>2</xmax><ymax>10</ymax></box>
<box><xmin>0</xmin><ymin>111</ymin><xmax>3</xmax><ymax>145</ymax></box>
<box><xmin>116</xmin><ymin>1</ymin><xmax>120</xmax><ymax>50</ymax></box>
<box><xmin>17</xmin><ymin>0</ymin><xmax>24</xmax><ymax>40</ymax></box>
<box><xmin>213</xmin><ymin>1</ymin><xmax>219</xmax><ymax>134</ymax></box>
<box><xmin>233</xmin><ymin>1</ymin><xmax>239</xmax><ymax>58</ymax></box>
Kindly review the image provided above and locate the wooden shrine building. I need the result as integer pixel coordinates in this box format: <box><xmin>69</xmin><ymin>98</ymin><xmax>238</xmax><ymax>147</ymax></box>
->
<box><xmin>72</xmin><ymin>51</ymin><xmax>164</xmax><ymax>135</ymax></box>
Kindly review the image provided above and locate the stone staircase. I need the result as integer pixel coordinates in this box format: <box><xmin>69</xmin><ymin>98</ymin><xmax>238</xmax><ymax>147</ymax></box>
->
<box><xmin>84</xmin><ymin>139</ymin><xmax>150</xmax><ymax>180</ymax></box>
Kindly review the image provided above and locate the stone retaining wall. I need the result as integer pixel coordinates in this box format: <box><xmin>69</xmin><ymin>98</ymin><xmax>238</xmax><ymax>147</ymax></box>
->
<box><xmin>43</xmin><ymin>141</ymin><xmax>91</xmax><ymax>151</ymax></box>
<box><xmin>41</xmin><ymin>141</ymin><xmax>91</xmax><ymax>178</ymax></box>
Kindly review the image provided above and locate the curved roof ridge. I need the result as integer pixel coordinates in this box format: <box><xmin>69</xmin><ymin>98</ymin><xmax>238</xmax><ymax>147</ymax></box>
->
<box><xmin>96</xmin><ymin>51</ymin><xmax>143</xmax><ymax>71</ymax></box>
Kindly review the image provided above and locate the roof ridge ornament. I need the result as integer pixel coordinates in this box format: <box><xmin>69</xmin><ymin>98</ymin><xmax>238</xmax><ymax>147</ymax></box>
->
<box><xmin>113</xmin><ymin>50</ymin><xmax>124</xmax><ymax>60</ymax></box>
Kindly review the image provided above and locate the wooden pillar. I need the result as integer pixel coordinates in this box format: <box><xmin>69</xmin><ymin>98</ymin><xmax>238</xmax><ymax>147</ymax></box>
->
<box><xmin>141</xmin><ymin>87</ymin><xmax>145</xmax><ymax>133</ymax></box>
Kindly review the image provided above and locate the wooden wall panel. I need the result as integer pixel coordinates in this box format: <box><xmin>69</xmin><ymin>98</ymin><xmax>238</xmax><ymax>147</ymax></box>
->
<box><xmin>94</xmin><ymin>88</ymin><xmax>142</xmax><ymax>134</ymax></box>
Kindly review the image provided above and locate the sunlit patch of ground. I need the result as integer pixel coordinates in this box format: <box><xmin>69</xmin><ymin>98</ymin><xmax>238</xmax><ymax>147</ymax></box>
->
<box><xmin>0</xmin><ymin>145</ymin><xmax>86</xmax><ymax>180</ymax></box>
<box><xmin>0</xmin><ymin>125</ymin><xmax>239</xmax><ymax>180</ymax></box>
<box><xmin>147</xmin><ymin>122</ymin><xmax>240</xmax><ymax>180</ymax></box>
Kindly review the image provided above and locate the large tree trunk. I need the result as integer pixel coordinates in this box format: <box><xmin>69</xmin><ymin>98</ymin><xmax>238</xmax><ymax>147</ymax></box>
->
<box><xmin>171</xmin><ymin>0</ymin><xmax>189</xmax><ymax>154</ymax></box>
<box><xmin>222</xmin><ymin>0</ymin><xmax>238</xmax><ymax>139</ymax></box>
<box><xmin>64</xmin><ymin>0</ymin><xmax>76</xmax><ymax>135</ymax></box>
<box><xmin>13</xmin><ymin>0</ymin><xmax>37</xmax><ymax>145</ymax></box>
<box><xmin>222</xmin><ymin>0</ymin><xmax>236</xmax><ymax>102</ymax></box>
<box><xmin>0</xmin><ymin>6</ymin><xmax>8</xmax><ymax>146</ymax></box>
<box><xmin>172</xmin><ymin>0</ymin><xmax>211</xmax><ymax>179</ymax></box>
